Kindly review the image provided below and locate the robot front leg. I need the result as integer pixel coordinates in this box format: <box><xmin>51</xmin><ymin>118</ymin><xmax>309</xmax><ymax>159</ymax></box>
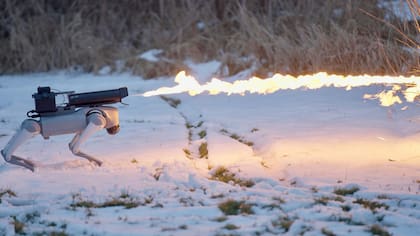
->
<box><xmin>1</xmin><ymin>120</ymin><xmax>41</xmax><ymax>171</ymax></box>
<box><xmin>68</xmin><ymin>112</ymin><xmax>106</xmax><ymax>166</ymax></box>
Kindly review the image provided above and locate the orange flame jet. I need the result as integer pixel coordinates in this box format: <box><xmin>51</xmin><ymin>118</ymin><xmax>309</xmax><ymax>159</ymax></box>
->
<box><xmin>142</xmin><ymin>71</ymin><xmax>420</xmax><ymax>107</ymax></box>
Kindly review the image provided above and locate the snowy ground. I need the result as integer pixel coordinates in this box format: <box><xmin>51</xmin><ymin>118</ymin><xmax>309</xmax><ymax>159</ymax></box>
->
<box><xmin>0</xmin><ymin>65</ymin><xmax>419</xmax><ymax>235</ymax></box>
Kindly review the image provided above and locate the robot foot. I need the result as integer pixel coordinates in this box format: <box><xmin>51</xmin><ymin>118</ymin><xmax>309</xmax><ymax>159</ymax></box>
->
<box><xmin>73</xmin><ymin>151</ymin><xmax>103</xmax><ymax>167</ymax></box>
<box><xmin>1</xmin><ymin>151</ymin><xmax>35</xmax><ymax>172</ymax></box>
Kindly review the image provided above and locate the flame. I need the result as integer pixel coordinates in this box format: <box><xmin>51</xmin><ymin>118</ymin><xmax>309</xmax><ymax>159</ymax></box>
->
<box><xmin>142</xmin><ymin>71</ymin><xmax>420</xmax><ymax>107</ymax></box>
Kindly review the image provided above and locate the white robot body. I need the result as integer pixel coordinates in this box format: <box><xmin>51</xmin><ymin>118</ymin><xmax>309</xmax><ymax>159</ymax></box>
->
<box><xmin>40</xmin><ymin>106</ymin><xmax>118</xmax><ymax>138</ymax></box>
<box><xmin>1</xmin><ymin>87</ymin><xmax>127</xmax><ymax>172</ymax></box>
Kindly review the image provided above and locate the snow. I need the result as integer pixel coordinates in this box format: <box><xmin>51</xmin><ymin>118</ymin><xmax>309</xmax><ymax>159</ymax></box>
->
<box><xmin>138</xmin><ymin>49</ymin><xmax>163</xmax><ymax>62</ymax></box>
<box><xmin>186</xmin><ymin>60</ymin><xmax>222</xmax><ymax>84</ymax></box>
<box><xmin>0</xmin><ymin>65</ymin><xmax>419</xmax><ymax>235</ymax></box>
<box><xmin>379</xmin><ymin>0</ymin><xmax>420</xmax><ymax>21</ymax></box>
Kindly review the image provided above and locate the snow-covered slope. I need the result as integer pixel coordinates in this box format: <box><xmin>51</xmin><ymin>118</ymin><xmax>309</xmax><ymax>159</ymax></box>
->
<box><xmin>0</xmin><ymin>69</ymin><xmax>419</xmax><ymax>235</ymax></box>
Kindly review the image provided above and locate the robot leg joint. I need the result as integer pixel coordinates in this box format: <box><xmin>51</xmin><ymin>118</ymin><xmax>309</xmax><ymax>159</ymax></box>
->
<box><xmin>21</xmin><ymin>119</ymin><xmax>41</xmax><ymax>133</ymax></box>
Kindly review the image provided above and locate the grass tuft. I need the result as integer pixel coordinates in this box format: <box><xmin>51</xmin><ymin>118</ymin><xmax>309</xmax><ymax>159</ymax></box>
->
<box><xmin>47</xmin><ymin>222</ymin><xmax>57</xmax><ymax>227</ymax></box>
<box><xmin>160</xmin><ymin>96</ymin><xmax>181</xmax><ymax>108</ymax></box>
<box><xmin>341</xmin><ymin>205</ymin><xmax>351</xmax><ymax>212</ymax></box>
<box><xmin>199</xmin><ymin>142</ymin><xmax>209</xmax><ymax>159</ymax></box>
<box><xmin>0</xmin><ymin>188</ymin><xmax>16</xmax><ymax>204</ymax></box>
<box><xmin>315</xmin><ymin>196</ymin><xmax>344</xmax><ymax>205</ymax></box>
<box><xmin>333</xmin><ymin>186</ymin><xmax>360</xmax><ymax>196</ymax></box>
<box><xmin>49</xmin><ymin>232</ymin><xmax>69</xmax><ymax>236</ymax></box>
<box><xmin>262</xmin><ymin>203</ymin><xmax>282</xmax><ymax>210</ymax></box>
<box><xmin>11</xmin><ymin>216</ymin><xmax>25</xmax><ymax>234</ymax></box>
<box><xmin>153</xmin><ymin>167</ymin><xmax>163</xmax><ymax>180</ymax></box>
<box><xmin>183</xmin><ymin>148</ymin><xmax>192</xmax><ymax>159</ymax></box>
<box><xmin>377</xmin><ymin>194</ymin><xmax>390</xmax><ymax>199</ymax></box>
<box><xmin>33</xmin><ymin>231</ymin><xmax>69</xmax><ymax>236</ymax></box>
<box><xmin>272</xmin><ymin>216</ymin><xmax>294</xmax><ymax>232</ymax></box>
<box><xmin>0</xmin><ymin>189</ymin><xmax>17</xmax><ymax>198</ymax></box>
<box><xmin>70</xmin><ymin>195</ymin><xmax>140</xmax><ymax>210</ymax></box>
<box><xmin>71</xmin><ymin>199</ymin><xmax>140</xmax><ymax>209</ymax></box>
<box><xmin>119</xmin><ymin>191</ymin><xmax>130</xmax><ymax>199</ymax></box>
<box><xmin>211</xmin><ymin>166</ymin><xmax>254</xmax><ymax>187</ymax></box>
<box><xmin>368</xmin><ymin>224</ymin><xmax>391</xmax><ymax>236</ymax></box>
<box><xmin>353</xmin><ymin>199</ymin><xmax>389</xmax><ymax>211</ymax></box>
<box><xmin>213</xmin><ymin>216</ymin><xmax>228</xmax><ymax>222</ymax></box>
<box><xmin>220</xmin><ymin>129</ymin><xmax>254</xmax><ymax>147</ymax></box>
<box><xmin>198</xmin><ymin>130</ymin><xmax>207</xmax><ymax>139</ymax></box>
<box><xmin>70</xmin><ymin>200</ymin><xmax>97</xmax><ymax>208</ymax></box>
<box><xmin>211</xmin><ymin>193</ymin><xmax>225</xmax><ymax>199</ymax></box>
<box><xmin>218</xmin><ymin>199</ymin><xmax>254</xmax><ymax>215</ymax></box>
<box><xmin>224</xmin><ymin>224</ymin><xmax>240</xmax><ymax>230</ymax></box>
<box><xmin>100</xmin><ymin>199</ymin><xmax>139</xmax><ymax>209</ymax></box>
<box><xmin>25</xmin><ymin>211</ymin><xmax>40</xmax><ymax>223</ymax></box>
<box><xmin>272</xmin><ymin>196</ymin><xmax>286</xmax><ymax>204</ymax></box>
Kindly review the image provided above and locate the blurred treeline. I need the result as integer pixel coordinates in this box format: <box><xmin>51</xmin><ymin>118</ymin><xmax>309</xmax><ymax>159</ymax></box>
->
<box><xmin>0</xmin><ymin>0</ymin><xmax>418</xmax><ymax>76</ymax></box>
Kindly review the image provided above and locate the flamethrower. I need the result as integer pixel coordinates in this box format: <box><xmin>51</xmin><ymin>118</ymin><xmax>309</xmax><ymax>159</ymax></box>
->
<box><xmin>1</xmin><ymin>87</ymin><xmax>128</xmax><ymax>171</ymax></box>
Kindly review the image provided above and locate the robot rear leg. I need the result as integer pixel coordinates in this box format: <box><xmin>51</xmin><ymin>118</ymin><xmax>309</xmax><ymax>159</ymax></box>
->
<box><xmin>1</xmin><ymin>120</ymin><xmax>40</xmax><ymax>171</ymax></box>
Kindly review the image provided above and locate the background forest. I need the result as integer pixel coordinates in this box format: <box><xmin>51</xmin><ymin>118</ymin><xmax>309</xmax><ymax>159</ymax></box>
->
<box><xmin>0</xmin><ymin>0</ymin><xmax>419</xmax><ymax>76</ymax></box>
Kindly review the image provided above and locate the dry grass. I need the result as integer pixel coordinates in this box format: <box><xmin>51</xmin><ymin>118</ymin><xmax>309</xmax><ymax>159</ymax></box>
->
<box><xmin>210</xmin><ymin>166</ymin><xmax>255</xmax><ymax>187</ymax></box>
<box><xmin>218</xmin><ymin>199</ymin><xmax>254</xmax><ymax>215</ymax></box>
<box><xmin>0</xmin><ymin>0</ymin><xmax>418</xmax><ymax>76</ymax></box>
<box><xmin>333</xmin><ymin>186</ymin><xmax>360</xmax><ymax>196</ymax></box>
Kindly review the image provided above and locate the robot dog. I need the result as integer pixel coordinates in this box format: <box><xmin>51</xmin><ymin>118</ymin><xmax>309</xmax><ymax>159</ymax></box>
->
<box><xmin>1</xmin><ymin>87</ymin><xmax>128</xmax><ymax>171</ymax></box>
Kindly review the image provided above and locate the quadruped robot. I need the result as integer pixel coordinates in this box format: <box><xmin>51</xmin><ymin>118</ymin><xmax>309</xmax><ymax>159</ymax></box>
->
<box><xmin>1</xmin><ymin>86</ymin><xmax>128</xmax><ymax>171</ymax></box>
